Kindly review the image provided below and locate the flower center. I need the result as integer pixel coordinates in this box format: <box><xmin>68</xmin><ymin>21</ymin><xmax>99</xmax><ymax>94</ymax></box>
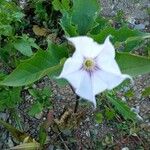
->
<box><xmin>83</xmin><ymin>58</ymin><xmax>95</xmax><ymax>71</ymax></box>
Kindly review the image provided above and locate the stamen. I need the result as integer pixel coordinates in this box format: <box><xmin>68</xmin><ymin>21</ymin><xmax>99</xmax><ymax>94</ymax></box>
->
<box><xmin>83</xmin><ymin>58</ymin><xmax>95</xmax><ymax>71</ymax></box>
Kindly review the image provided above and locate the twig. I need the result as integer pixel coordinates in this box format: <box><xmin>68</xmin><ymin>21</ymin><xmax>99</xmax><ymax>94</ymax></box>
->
<box><xmin>58</xmin><ymin>133</ymin><xmax>70</xmax><ymax>150</ymax></box>
<box><xmin>55</xmin><ymin>124</ymin><xmax>70</xmax><ymax>150</ymax></box>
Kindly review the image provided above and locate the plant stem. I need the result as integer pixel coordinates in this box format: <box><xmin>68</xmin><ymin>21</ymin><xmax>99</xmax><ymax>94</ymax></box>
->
<box><xmin>74</xmin><ymin>97</ymin><xmax>79</xmax><ymax>113</ymax></box>
<box><xmin>69</xmin><ymin>84</ymin><xmax>80</xmax><ymax>113</ymax></box>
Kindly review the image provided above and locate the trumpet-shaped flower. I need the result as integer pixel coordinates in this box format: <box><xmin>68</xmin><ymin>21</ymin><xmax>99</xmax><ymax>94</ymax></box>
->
<box><xmin>58</xmin><ymin>36</ymin><xmax>131</xmax><ymax>107</ymax></box>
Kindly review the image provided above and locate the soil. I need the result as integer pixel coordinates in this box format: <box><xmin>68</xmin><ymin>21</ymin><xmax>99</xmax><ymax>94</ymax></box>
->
<box><xmin>0</xmin><ymin>0</ymin><xmax>150</xmax><ymax>150</ymax></box>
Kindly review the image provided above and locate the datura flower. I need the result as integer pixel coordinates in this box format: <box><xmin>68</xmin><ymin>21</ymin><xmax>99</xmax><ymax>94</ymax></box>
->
<box><xmin>58</xmin><ymin>36</ymin><xmax>131</xmax><ymax>107</ymax></box>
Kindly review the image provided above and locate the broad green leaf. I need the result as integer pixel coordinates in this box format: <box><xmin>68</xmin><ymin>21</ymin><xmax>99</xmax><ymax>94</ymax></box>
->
<box><xmin>28</xmin><ymin>102</ymin><xmax>43</xmax><ymax>117</ymax></box>
<box><xmin>72</xmin><ymin>0</ymin><xmax>99</xmax><ymax>35</ymax></box>
<box><xmin>14</xmin><ymin>35</ymin><xmax>39</xmax><ymax>57</ymax></box>
<box><xmin>124</xmin><ymin>33</ymin><xmax>150</xmax><ymax>52</ymax></box>
<box><xmin>90</xmin><ymin>26</ymin><xmax>146</xmax><ymax>51</ymax></box>
<box><xmin>14</xmin><ymin>39</ymin><xmax>33</xmax><ymax>57</ymax></box>
<box><xmin>60</xmin><ymin>12</ymin><xmax>78</xmax><ymax>36</ymax></box>
<box><xmin>0</xmin><ymin>49</ymin><xmax>66</xmax><ymax>86</ymax></box>
<box><xmin>106</xmin><ymin>94</ymin><xmax>136</xmax><ymax>121</ymax></box>
<box><xmin>90</xmin><ymin>17</ymin><xmax>109</xmax><ymax>35</ymax></box>
<box><xmin>116</xmin><ymin>52</ymin><xmax>150</xmax><ymax>76</ymax></box>
<box><xmin>125</xmin><ymin>33</ymin><xmax>150</xmax><ymax>43</ymax></box>
<box><xmin>47</xmin><ymin>40</ymin><xmax>68</xmax><ymax>61</ymax></box>
<box><xmin>91</xmin><ymin>26</ymin><xmax>142</xmax><ymax>43</ymax></box>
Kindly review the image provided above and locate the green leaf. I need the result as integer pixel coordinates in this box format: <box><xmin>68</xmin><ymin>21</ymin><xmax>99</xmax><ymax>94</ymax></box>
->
<box><xmin>47</xmin><ymin>40</ymin><xmax>68</xmax><ymax>61</ymax></box>
<box><xmin>0</xmin><ymin>119</ymin><xmax>33</xmax><ymax>142</ymax></box>
<box><xmin>62</xmin><ymin>0</ymin><xmax>70</xmax><ymax>11</ymax></box>
<box><xmin>10</xmin><ymin>142</ymin><xmax>40</xmax><ymax>150</ymax></box>
<box><xmin>125</xmin><ymin>33</ymin><xmax>150</xmax><ymax>43</ymax></box>
<box><xmin>105</xmin><ymin>107</ymin><xmax>115</xmax><ymax>120</ymax></box>
<box><xmin>0</xmin><ymin>50</ymin><xmax>56</xmax><ymax>86</ymax></box>
<box><xmin>52</xmin><ymin>0</ymin><xmax>70</xmax><ymax>12</ymax></box>
<box><xmin>90</xmin><ymin>17</ymin><xmax>109</xmax><ymax>35</ymax></box>
<box><xmin>95</xmin><ymin>112</ymin><xmax>103</xmax><ymax>124</ymax></box>
<box><xmin>90</xmin><ymin>26</ymin><xmax>146</xmax><ymax>51</ymax></box>
<box><xmin>60</xmin><ymin>12</ymin><xmax>78</xmax><ymax>36</ymax></box>
<box><xmin>28</xmin><ymin>89</ymin><xmax>39</xmax><ymax>98</ymax></box>
<box><xmin>34</xmin><ymin>1</ymin><xmax>48</xmax><ymax>21</ymax></box>
<box><xmin>0</xmin><ymin>87</ymin><xmax>21</xmax><ymax>111</ymax></box>
<box><xmin>0</xmin><ymin>25</ymin><xmax>13</xmax><ymax>36</ymax></box>
<box><xmin>124</xmin><ymin>33</ymin><xmax>150</xmax><ymax>52</ymax></box>
<box><xmin>0</xmin><ymin>72</ymin><xmax>6</xmax><ymax>81</ymax></box>
<box><xmin>0</xmin><ymin>0</ymin><xmax>24</xmax><ymax>36</ymax></box>
<box><xmin>42</xmin><ymin>87</ymin><xmax>52</xmax><ymax>97</ymax></box>
<box><xmin>116</xmin><ymin>52</ymin><xmax>150</xmax><ymax>76</ymax></box>
<box><xmin>28</xmin><ymin>102</ymin><xmax>43</xmax><ymax>117</ymax></box>
<box><xmin>14</xmin><ymin>40</ymin><xmax>33</xmax><ymax>57</ymax></box>
<box><xmin>14</xmin><ymin>35</ymin><xmax>39</xmax><ymax>57</ymax></box>
<box><xmin>52</xmin><ymin>0</ymin><xmax>62</xmax><ymax>11</ymax></box>
<box><xmin>0</xmin><ymin>49</ymin><xmax>66</xmax><ymax>86</ymax></box>
<box><xmin>124</xmin><ymin>90</ymin><xmax>134</xmax><ymax>98</ymax></box>
<box><xmin>91</xmin><ymin>26</ymin><xmax>142</xmax><ymax>43</ymax></box>
<box><xmin>106</xmin><ymin>93</ymin><xmax>136</xmax><ymax>121</ymax></box>
<box><xmin>39</xmin><ymin>126</ymin><xmax>47</xmax><ymax>146</ymax></box>
<box><xmin>142</xmin><ymin>86</ymin><xmax>150</xmax><ymax>97</ymax></box>
<box><xmin>72</xmin><ymin>0</ymin><xmax>99</xmax><ymax>35</ymax></box>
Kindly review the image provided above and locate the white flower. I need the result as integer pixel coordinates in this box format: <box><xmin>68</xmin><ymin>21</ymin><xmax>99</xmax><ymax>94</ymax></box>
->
<box><xmin>58</xmin><ymin>36</ymin><xmax>131</xmax><ymax>107</ymax></box>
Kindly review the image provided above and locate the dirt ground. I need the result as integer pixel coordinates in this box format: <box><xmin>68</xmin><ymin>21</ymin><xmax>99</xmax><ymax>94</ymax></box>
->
<box><xmin>0</xmin><ymin>0</ymin><xmax>150</xmax><ymax>149</ymax></box>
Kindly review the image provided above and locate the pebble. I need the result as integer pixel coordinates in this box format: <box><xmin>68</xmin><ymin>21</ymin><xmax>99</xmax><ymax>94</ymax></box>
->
<box><xmin>122</xmin><ymin>147</ymin><xmax>129</xmax><ymax>150</ymax></box>
<box><xmin>134</xmin><ymin>24</ymin><xmax>145</xmax><ymax>30</ymax></box>
<box><xmin>0</xmin><ymin>112</ymin><xmax>8</xmax><ymax>121</ymax></box>
<box><xmin>35</xmin><ymin>112</ymin><xmax>43</xmax><ymax>119</ymax></box>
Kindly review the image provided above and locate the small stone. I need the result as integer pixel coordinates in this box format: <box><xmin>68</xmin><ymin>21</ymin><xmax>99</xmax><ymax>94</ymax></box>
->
<box><xmin>122</xmin><ymin>147</ymin><xmax>129</xmax><ymax>150</ymax></box>
<box><xmin>35</xmin><ymin>112</ymin><xmax>43</xmax><ymax>119</ymax></box>
<box><xmin>0</xmin><ymin>113</ymin><xmax>8</xmax><ymax>121</ymax></box>
<box><xmin>134</xmin><ymin>24</ymin><xmax>145</xmax><ymax>30</ymax></box>
<box><xmin>85</xmin><ymin>131</ymin><xmax>90</xmax><ymax>137</ymax></box>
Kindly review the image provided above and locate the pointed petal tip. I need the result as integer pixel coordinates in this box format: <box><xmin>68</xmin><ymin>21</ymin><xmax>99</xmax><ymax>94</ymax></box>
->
<box><xmin>54</xmin><ymin>75</ymin><xmax>61</xmax><ymax>79</ymax></box>
<box><xmin>75</xmin><ymin>90</ymin><xmax>97</xmax><ymax>109</ymax></box>
<box><xmin>93</xmin><ymin>101</ymin><xmax>97</xmax><ymax>109</ymax></box>
<box><xmin>122</xmin><ymin>74</ymin><xmax>134</xmax><ymax>85</ymax></box>
<box><xmin>123</xmin><ymin>74</ymin><xmax>133</xmax><ymax>81</ymax></box>
<box><xmin>105</xmin><ymin>35</ymin><xmax>113</xmax><ymax>43</ymax></box>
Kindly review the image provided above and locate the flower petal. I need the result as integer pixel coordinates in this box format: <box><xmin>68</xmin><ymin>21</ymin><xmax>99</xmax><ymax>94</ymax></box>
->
<box><xmin>97</xmin><ymin>58</ymin><xmax>121</xmax><ymax>75</ymax></box>
<box><xmin>92</xmin><ymin>71</ymin><xmax>107</xmax><ymax>95</ymax></box>
<box><xmin>62</xmin><ymin>70</ymin><xmax>84</xmax><ymax>90</ymax></box>
<box><xmin>58</xmin><ymin>57</ymin><xmax>82</xmax><ymax>78</ymax></box>
<box><xmin>76</xmin><ymin>71</ymin><xmax>96</xmax><ymax>107</ymax></box>
<box><xmin>67</xmin><ymin>36</ymin><xmax>103</xmax><ymax>58</ymax></box>
<box><xmin>96</xmin><ymin>36</ymin><xmax>115</xmax><ymax>60</ymax></box>
<box><xmin>96</xmin><ymin>70</ymin><xmax>130</xmax><ymax>90</ymax></box>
